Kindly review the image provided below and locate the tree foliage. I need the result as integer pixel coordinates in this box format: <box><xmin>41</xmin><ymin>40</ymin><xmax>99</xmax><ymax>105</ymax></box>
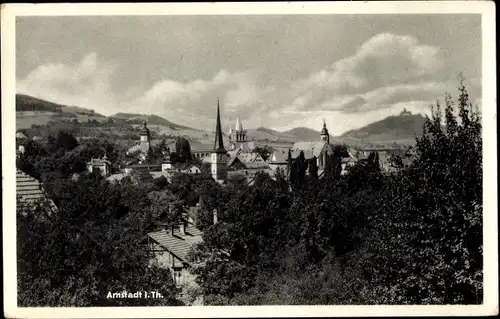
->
<box><xmin>190</xmin><ymin>79</ymin><xmax>483</xmax><ymax>305</ymax></box>
<box><xmin>17</xmin><ymin>174</ymin><xmax>183</xmax><ymax>306</ymax></box>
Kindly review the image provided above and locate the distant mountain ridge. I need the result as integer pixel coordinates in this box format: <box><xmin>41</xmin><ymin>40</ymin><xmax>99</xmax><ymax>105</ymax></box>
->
<box><xmin>283</xmin><ymin>127</ymin><xmax>334</xmax><ymax>142</ymax></box>
<box><xmin>341</xmin><ymin>113</ymin><xmax>426</xmax><ymax>142</ymax></box>
<box><xmin>16</xmin><ymin>94</ymin><xmax>425</xmax><ymax>145</ymax></box>
<box><xmin>110</xmin><ymin>113</ymin><xmax>196</xmax><ymax>130</ymax></box>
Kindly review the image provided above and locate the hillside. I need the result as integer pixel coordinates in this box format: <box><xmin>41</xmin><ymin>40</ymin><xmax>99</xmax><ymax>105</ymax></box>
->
<box><xmin>283</xmin><ymin>127</ymin><xmax>334</xmax><ymax>142</ymax></box>
<box><xmin>111</xmin><ymin>113</ymin><xmax>197</xmax><ymax>131</ymax></box>
<box><xmin>16</xmin><ymin>94</ymin><xmax>65</xmax><ymax>112</ymax></box>
<box><xmin>16</xmin><ymin>94</ymin><xmax>105</xmax><ymax>117</ymax></box>
<box><xmin>246</xmin><ymin>127</ymin><xmax>298</xmax><ymax>142</ymax></box>
<box><xmin>16</xmin><ymin>94</ymin><xmax>107</xmax><ymax>129</ymax></box>
<box><xmin>341</xmin><ymin>114</ymin><xmax>426</xmax><ymax>142</ymax></box>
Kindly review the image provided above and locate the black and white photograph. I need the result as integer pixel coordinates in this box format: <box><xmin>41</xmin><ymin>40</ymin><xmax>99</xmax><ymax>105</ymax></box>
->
<box><xmin>2</xmin><ymin>2</ymin><xmax>497</xmax><ymax>318</ymax></box>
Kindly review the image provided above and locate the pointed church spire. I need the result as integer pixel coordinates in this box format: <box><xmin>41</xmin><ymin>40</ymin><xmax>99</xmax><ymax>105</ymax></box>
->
<box><xmin>214</xmin><ymin>98</ymin><xmax>226</xmax><ymax>153</ymax></box>
<box><xmin>235</xmin><ymin>113</ymin><xmax>243</xmax><ymax>131</ymax></box>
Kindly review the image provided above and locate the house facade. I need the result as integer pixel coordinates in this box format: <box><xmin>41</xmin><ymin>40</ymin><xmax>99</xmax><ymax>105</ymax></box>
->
<box><xmin>146</xmin><ymin>206</ymin><xmax>217</xmax><ymax>305</ymax></box>
<box><xmin>87</xmin><ymin>157</ymin><xmax>111</xmax><ymax>176</ymax></box>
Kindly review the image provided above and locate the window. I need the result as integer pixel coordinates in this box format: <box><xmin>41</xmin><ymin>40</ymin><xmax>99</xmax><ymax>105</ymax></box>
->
<box><xmin>173</xmin><ymin>268</ymin><xmax>183</xmax><ymax>285</ymax></box>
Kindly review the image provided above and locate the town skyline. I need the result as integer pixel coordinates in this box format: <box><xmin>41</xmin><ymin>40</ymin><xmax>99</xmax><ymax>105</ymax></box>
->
<box><xmin>16</xmin><ymin>14</ymin><xmax>481</xmax><ymax>136</ymax></box>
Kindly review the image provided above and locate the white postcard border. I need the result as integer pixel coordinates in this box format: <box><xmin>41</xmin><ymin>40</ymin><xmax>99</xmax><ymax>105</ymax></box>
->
<box><xmin>2</xmin><ymin>2</ymin><xmax>498</xmax><ymax>318</ymax></box>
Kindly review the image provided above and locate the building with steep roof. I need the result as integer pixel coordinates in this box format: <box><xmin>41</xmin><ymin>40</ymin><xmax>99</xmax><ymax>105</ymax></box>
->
<box><xmin>191</xmin><ymin>143</ymin><xmax>213</xmax><ymax>160</ymax></box>
<box><xmin>290</xmin><ymin>141</ymin><xmax>334</xmax><ymax>169</ymax></box>
<box><xmin>147</xmin><ymin>208</ymin><xmax>218</xmax><ymax>304</ymax></box>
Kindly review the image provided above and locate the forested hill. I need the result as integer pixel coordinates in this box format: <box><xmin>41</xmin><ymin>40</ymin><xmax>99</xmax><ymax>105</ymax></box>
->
<box><xmin>341</xmin><ymin>113</ymin><xmax>427</xmax><ymax>141</ymax></box>
<box><xmin>16</xmin><ymin>94</ymin><xmax>66</xmax><ymax>112</ymax></box>
<box><xmin>283</xmin><ymin>127</ymin><xmax>334</xmax><ymax>142</ymax></box>
<box><xmin>110</xmin><ymin>113</ymin><xmax>197</xmax><ymax>130</ymax></box>
<box><xmin>16</xmin><ymin>94</ymin><xmax>105</xmax><ymax>116</ymax></box>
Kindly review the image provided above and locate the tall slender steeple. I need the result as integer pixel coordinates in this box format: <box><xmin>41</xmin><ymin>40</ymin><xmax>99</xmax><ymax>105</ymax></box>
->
<box><xmin>214</xmin><ymin>98</ymin><xmax>226</xmax><ymax>153</ymax></box>
<box><xmin>211</xmin><ymin>98</ymin><xmax>228</xmax><ymax>183</ymax></box>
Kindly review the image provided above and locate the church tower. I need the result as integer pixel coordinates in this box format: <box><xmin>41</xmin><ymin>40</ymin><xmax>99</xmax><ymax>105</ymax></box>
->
<box><xmin>139</xmin><ymin>121</ymin><xmax>151</xmax><ymax>161</ymax></box>
<box><xmin>320</xmin><ymin>119</ymin><xmax>330</xmax><ymax>144</ymax></box>
<box><xmin>211</xmin><ymin>99</ymin><xmax>228</xmax><ymax>183</ymax></box>
<box><xmin>234</xmin><ymin>114</ymin><xmax>247</xmax><ymax>143</ymax></box>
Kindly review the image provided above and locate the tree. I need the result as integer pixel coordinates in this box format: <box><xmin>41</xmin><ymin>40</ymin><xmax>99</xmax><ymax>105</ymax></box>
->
<box><xmin>360</xmin><ymin>78</ymin><xmax>483</xmax><ymax>304</ymax></box>
<box><xmin>200</xmin><ymin>162</ymin><xmax>211</xmax><ymax>176</ymax></box>
<box><xmin>54</xmin><ymin>131</ymin><xmax>79</xmax><ymax>151</ymax></box>
<box><xmin>308</xmin><ymin>156</ymin><xmax>318</xmax><ymax>181</ymax></box>
<box><xmin>287</xmin><ymin>149</ymin><xmax>295</xmax><ymax>184</ymax></box>
<box><xmin>296</xmin><ymin>151</ymin><xmax>307</xmax><ymax>186</ymax></box>
<box><xmin>17</xmin><ymin>174</ymin><xmax>182</xmax><ymax>306</ymax></box>
<box><xmin>175</xmin><ymin>137</ymin><xmax>192</xmax><ymax>163</ymax></box>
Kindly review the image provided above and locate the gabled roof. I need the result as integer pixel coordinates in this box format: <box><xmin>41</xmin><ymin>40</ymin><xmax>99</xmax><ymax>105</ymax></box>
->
<box><xmin>16</xmin><ymin>169</ymin><xmax>57</xmax><ymax>213</ymax></box>
<box><xmin>227</xmin><ymin>149</ymin><xmax>242</xmax><ymax>158</ymax></box>
<box><xmin>148</xmin><ymin>224</ymin><xmax>203</xmax><ymax>265</ymax></box>
<box><xmin>290</xmin><ymin>141</ymin><xmax>330</xmax><ymax>159</ymax></box>
<box><xmin>237</xmin><ymin>153</ymin><xmax>264</xmax><ymax>164</ymax></box>
<box><xmin>227</xmin><ymin>155</ymin><xmax>245</xmax><ymax>168</ymax></box>
<box><xmin>270</xmin><ymin>148</ymin><xmax>288</xmax><ymax>164</ymax></box>
<box><xmin>17</xmin><ymin>170</ymin><xmax>44</xmax><ymax>203</ymax></box>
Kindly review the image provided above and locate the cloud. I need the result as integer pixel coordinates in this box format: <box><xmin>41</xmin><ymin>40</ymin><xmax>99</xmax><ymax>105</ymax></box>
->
<box><xmin>299</xmin><ymin>33</ymin><xmax>441</xmax><ymax>94</ymax></box>
<box><xmin>16</xmin><ymin>32</ymin><xmax>477</xmax><ymax>135</ymax></box>
<box><xmin>17</xmin><ymin>53</ymin><xmax>119</xmax><ymax>113</ymax></box>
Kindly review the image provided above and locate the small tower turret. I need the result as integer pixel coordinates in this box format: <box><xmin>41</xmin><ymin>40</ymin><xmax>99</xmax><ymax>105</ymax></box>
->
<box><xmin>138</xmin><ymin>121</ymin><xmax>152</xmax><ymax>162</ymax></box>
<box><xmin>320</xmin><ymin>119</ymin><xmax>330</xmax><ymax>144</ymax></box>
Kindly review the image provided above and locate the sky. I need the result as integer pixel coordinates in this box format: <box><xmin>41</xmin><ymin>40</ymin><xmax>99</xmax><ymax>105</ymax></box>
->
<box><xmin>16</xmin><ymin>14</ymin><xmax>481</xmax><ymax>135</ymax></box>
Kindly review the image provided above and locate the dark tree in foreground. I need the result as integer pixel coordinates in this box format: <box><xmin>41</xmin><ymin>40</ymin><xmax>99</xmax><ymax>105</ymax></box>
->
<box><xmin>17</xmin><ymin>174</ymin><xmax>182</xmax><ymax>306</ymax></box>
<box><xmin>359</xmin><ymin>77</ymin><xmax>483</xmax><ymax>304</ymax></box>
<box><xmin>174</xmin><ymin>137</ymin><xmax>192</xmax><ymax>163</ymax></box>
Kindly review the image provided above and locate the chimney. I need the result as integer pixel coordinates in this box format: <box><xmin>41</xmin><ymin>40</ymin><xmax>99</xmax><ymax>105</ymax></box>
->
<box><xmin>180</xmin><ymin>221</ymin><xmax>186</xmax><ymax>235</ymax></box>
<box><xmin>213</xmin><ymin>209</ymin><xmax>218</xmax><ymax>225</ymax></box>
<box><xmin>168</xmin><ymin>224</ymin><xmax>175</xmax><ymax>236</ymax></box>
